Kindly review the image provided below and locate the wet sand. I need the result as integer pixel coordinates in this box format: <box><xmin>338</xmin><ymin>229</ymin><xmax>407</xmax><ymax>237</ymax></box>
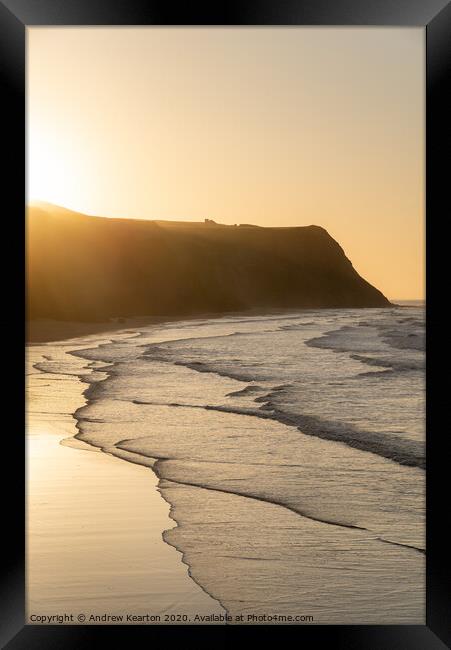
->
<box><xmin>27</xmin><ymin>318</ymin><xmax>158</xmax><ymax>344</ymax></box>
<box><xmin>27</xmin><ymin>309</ymin><xmax>301</xmax><ymax>344</ymax></box>
<box><xmin>26</xmin><ymin>340</ymin><xmax>224</xmax><ymax>624</ymax></box>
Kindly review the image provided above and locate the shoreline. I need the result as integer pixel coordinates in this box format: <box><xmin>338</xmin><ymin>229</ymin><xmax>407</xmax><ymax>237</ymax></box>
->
<box><xmin>27</xmin><ymin>311</ymin><xmax>302</xmax><ymax>344</ymax></box>
<box><xmin>26</xmin><ymin>307</ymin><xmax>425</xmax><ymax>624</ymax></box>
<box><xmin>26</xmin><ymin>303</ymin><xmax>400</xmax><ymax>344</ymax></box>
<box><xmin>26</xmin><ymin>340</ymin><xmax>225</xmax><ymax>623</ymax></box>
<box><xmin>27</xmin><ymin>316</ymin><xmax>166</xmax><ymax>344</ymax></box>
<box><xmin>67</xmin><ymin>310</ymin><xmax>424</xmax><ymax>623</ymax></box>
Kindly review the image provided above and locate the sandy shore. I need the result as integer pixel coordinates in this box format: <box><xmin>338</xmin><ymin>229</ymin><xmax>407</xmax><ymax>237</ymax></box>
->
<box><xmin>26</xmin><ymin>340</ymin><xmax>224</xmax><ymax>624</ymax></box>
<box><xmin>27</xmin><ymin>309</ymin><xmax>303</xmax><ymax>344</ymax></box>
<box><xmin>27</xmin><ymin>318</ymin><xmax>159</xmax><ymax>344</ymax></box>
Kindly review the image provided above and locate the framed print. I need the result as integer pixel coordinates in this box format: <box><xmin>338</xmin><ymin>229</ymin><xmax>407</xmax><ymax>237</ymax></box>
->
<box><xmin>1</xmin><ymin>0</ymin><xmax>450</xmax><ymax>647</ymax></box>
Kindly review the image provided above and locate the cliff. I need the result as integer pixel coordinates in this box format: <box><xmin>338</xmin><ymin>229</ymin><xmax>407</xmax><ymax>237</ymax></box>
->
<box><xmin>26</xmin><ymin>203</ymin><xmax>390</xmax><ymax>322</ymax></box>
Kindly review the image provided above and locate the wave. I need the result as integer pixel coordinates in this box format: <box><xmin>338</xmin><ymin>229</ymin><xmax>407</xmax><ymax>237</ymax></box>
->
<box><xmin>349</xmin><ymin>354</ymin><xmax>424</xmax><ymax>373</ymax></box>
<box><xmin>305</xmin><ymin>319</ymin><xmax>424</xmax><ymax>376</ymax></box>
<box><xmin>146</xmin><ymin>458</ymin><xmax>424</xmax><ymax>554</ymax></box>
<box><xmin>306</xmin><ymin>315</ymin><xmax>424</xmax><ymax>356</ymax></box>
<box><xmin>139</xmin><ymin>329</ymin><xmax>425</xmax><ymax>469</ymax></box>
<box><xmin>52</xmin><ymin>313</ymin><xmax>425</xmax><ymax>612</ymax></box>
<box><xmin>129</xmin><ymin>391</ymin><xmax>424</xmax><ymax>470</ymax></box>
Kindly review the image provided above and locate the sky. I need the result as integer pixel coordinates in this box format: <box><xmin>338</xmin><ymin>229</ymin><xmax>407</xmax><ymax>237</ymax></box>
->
<box><xmin>27</xmin><ymin>27</ymin><xmax>424</xmax><ymax>300</ymax></box>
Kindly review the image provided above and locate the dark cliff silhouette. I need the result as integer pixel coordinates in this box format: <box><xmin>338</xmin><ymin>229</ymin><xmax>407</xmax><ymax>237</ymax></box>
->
<box><xmin>27</xmin><ymin>203</ymin><xmax>390</xmax><ymax>323</ymax></box>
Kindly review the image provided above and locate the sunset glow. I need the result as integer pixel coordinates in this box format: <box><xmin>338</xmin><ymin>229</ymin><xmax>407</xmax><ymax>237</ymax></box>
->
<box><xmin>27</xmin><ymin>27</ymin><xmax>424</xmax><ymax>299</ymax></box>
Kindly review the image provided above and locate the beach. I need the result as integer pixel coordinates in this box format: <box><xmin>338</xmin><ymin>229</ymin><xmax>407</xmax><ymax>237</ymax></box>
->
<box><xmin>26</xmin><ymin>338</ymin><xmax>224</xmax><ymax>624</ymax></box>
<box><xmin>26</xmin><ymin>305</ymin><xmax>425</xmax><ymax>624</ymax></box>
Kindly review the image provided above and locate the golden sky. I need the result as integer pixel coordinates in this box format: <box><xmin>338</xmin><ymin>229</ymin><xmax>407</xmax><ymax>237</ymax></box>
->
<box><xmin>27</xmin><ymin>27</ymin><xmax>424</xmax><ymax>299</ymax></box>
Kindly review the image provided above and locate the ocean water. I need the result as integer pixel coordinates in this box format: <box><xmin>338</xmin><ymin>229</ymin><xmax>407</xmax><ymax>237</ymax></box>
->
<box><xmin>32</xmin><ymin>304</ymin><xmax>425</xmax><ymax>624</ymax></box>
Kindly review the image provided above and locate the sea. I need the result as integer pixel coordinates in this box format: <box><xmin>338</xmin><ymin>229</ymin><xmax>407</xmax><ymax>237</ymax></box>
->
<box><xmin>29</xmin><ymin>302</ymin><xmax>425</xmax><ymax>624</ymax></box>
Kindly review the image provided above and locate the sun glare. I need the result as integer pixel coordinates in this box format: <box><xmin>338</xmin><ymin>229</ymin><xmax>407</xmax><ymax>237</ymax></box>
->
<box><xmin>27</xmin><ymin>125</ymin><xmax>79</xmax><ymax>206</ymax></box>
<box><xmin>28</xmin><ymin>127</ymin><xmax>59</xmax><ymax>203</ymax></box>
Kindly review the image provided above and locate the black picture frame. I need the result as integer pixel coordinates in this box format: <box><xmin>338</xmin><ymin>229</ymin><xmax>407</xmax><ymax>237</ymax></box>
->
<box><xmin>2</xmin><ymin>1</ymin><xmax>449</xmax><ymax>647</ymax></box>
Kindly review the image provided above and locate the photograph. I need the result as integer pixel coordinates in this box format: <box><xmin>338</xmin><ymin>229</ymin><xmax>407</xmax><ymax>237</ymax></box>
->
<box><xmin>25</xmin><ymin>26</ymin><xmax>426</xmax><ymax>627</ymax></box>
